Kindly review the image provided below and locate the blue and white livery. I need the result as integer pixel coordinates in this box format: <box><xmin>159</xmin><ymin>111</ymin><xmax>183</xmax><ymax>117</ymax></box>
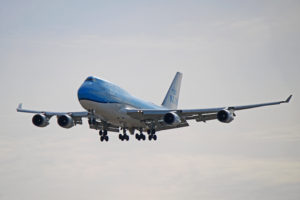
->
<box><xmin>17</xmin><ymin>72</ymin><xmax>292</xmax><ymax>142</ymax></box>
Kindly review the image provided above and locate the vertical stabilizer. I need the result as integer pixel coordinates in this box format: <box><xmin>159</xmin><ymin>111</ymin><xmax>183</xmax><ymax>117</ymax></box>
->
<box><xmin>162</xmin><ymin>72</ymin><xmax>182</xmax><ymax>109</ymax></box>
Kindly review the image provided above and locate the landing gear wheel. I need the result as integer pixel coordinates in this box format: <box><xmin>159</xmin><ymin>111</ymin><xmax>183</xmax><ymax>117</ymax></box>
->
<box><xmin>100</xmin><ymin>136</ymin><xmax>104</xmax><ymax>142</ymax></box>
<box><xmin>153</xmin><ymin>134</ymin><xmax>157</xmax><ymax>141</ymax></box>
<box><xmin>135</xmin><ymin>134</ymin><xmax>140</xmax><ymax>141</ymax></box>
<box><xmin>105</xmin><ymin>135</ymin><xmax>109</xmax><ymax>142</ymax></box>
<box><xmin>125</xmin><ymin>134</ymin><xmax>129</xmax><ymax>141</ymax></box>
<box><xmin>148</xmin><ymin>134</ymin><xmax>153</xmax><ymax>141</ymax></box>
<box><xmin>141</xmin><ymin>134</ymin><xmax>146</xmax><ymax>140</ymax></box>
<box><xmin>99</xmin><ymin>130</ymin><xmax>103</xmax><ymax>136</ymax></box>
<box><xmin>119</xmin><ymin>134</ymin><xmax>124</xmax><ymax>141</ymax></box>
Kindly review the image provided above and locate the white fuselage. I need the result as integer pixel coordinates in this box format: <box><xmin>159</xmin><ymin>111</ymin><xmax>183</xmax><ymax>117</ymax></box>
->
<box><xmin>79</xmin><ymin>99</ymin><xmax>146</xmax><ymax>128</ymax></box>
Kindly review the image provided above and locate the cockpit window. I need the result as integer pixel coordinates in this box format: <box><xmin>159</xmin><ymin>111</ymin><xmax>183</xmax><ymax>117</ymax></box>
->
<box><xmin>85</xmin><ymin>76</ymin><xmax>95</xmax><ymax>82</ymax></box>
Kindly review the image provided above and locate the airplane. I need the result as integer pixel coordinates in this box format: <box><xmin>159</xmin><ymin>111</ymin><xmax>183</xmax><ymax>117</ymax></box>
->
<box><xmin>17</xmin><ymin>72</ymin><xmax>292</xmax><ymax>142</ymax></box>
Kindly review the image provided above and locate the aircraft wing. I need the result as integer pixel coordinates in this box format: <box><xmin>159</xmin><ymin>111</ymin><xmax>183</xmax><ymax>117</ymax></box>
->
<box><xmin>16</xmin><ymin>103</ymin><xmax>120</xmax><ymax>132</ymax></box>
<box><xmin>180</xmin><ymin>94</ymin><xmax>292</xmax><ymax>117</ymax></box>
<box><xmin>126</xmin><ymin>95</ymin><xmax>292</xmax><ymax>128</ymax></box>
<box><xmin>16</xmin><ymin>103</ymin><xmax>89</xmax><ymax>117</ymax></box>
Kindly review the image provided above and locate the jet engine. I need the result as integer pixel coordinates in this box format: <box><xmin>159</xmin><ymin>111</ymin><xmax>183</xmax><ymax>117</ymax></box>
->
<box><xmin>57</xmin><ymin>114</ymin><xmax>74</xmax><ymax>128</ymax></box>
<box><xmin>163</xmin><ymin>112</ymin><xmax>181</xmax><ymax>126</ymax></box>
<box><xmin>217</xmin><ymin>109</ymin><xmax>234</xmax><ymax>123</ymax></box>
<box><xmin>32</xmin><ymin>114</ymin><xmax>49</xmax><ymax>127</ymax></box>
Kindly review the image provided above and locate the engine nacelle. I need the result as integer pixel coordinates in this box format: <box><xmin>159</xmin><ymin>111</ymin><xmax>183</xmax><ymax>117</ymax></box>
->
<box><xmin>32</xmin><ymin>114</ymin><xmax>49</xmax><ymax>127</ymax></box>
<box><xmin>217</xmin><ymin>109</ymin><xmax>234</xmax><ymax>123</ymax></box>
<box><xmin>163</xmin><ymin>112</ymin><xmax>181</xmax><ymax>126</ymax></box>
<box><xmin>57</xmin><ymin>115</ymin><xmax>74</xmax><ymax>128</ymax></box>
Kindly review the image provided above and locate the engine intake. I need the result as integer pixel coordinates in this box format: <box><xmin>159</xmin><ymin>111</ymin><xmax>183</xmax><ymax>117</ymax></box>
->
<box><xmin>163</xmin><ymin>112</ymin><xmax>181</xmax><ymax>126</ymax></box>
<box><xmin>217</xmin><ymin>109</ymin><xmax>234</xmax><ymax>123</ymax></box>
<box><xmin>57</xmin><ymin>115</ymin><xmax>74</xmax><ymax>128</ymax></box>
<box><xmin>32</xmin><ymin>114</ymin><xmax>49</xmax><ymax>127</ymax></box>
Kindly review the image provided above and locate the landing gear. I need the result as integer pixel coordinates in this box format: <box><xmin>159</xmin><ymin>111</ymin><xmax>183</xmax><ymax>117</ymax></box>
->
<box><xmin>119</xmin><ymin>129</ymin><xmax>129</xmax><ymax>141</ymax></box>
<box><xmin>119</xmin><ymin>134</ymin><xmax>129</xmax><ymax>141</ymax></box>
<box><xmin>147</xmin><ymin>129</ymin><xmax>157</xmax><ymax>141</ymax></box>
<box><xmin>135</xmin><ymin>132</ymin><xmax>146</xmax><ymax>141</ymax></box>
<box><xmin>99</xmin><ymin>130</ymin><xmax>108</xmax><ymax>142</ymax></box>
<box><xmin>135</xmin><ymin>129</ymin><xmax>146</xmax><ymax>141</ymax></box>
<box><xmin>100</xmin><ymin>135</ymin><xmax>109</xmax><ymax>142</ymax></box>
<box><xmin>148</xmin><ymin>134</ymin><xmax>157</xmax><ymax>141</ymax></box>
<box><xmin>99</xmin><ymin>130</ymin><xmax>107</xmax><ymax>136</ymax></box>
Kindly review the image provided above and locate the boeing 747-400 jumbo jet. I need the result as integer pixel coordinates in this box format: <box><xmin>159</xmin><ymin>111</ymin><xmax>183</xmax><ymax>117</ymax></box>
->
<box><xmin>17</xmin><ymin>72</ymin><xmax>292</xmax><ymax>142</ymax></box>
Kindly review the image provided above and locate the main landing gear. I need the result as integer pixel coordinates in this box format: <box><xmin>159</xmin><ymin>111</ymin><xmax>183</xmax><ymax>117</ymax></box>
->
<box><xmin>99</xmin><ymin>130</ymin><xmax>109</xmax><ymax>142</ymax></box>
<box><xmin>147</xmin><ymin>129</ymin><xmax>157</xmax><ymax>141</ymax></box>
<box><xmin>119</xmin><ymin>129</ymin><xmax>129</xmax><ymax>141</ymax></box>
<box><xmin>135</xmin><ymin>130</ymin><xmax>146</xmax><ymax>141</ymax></box>
<box><xmin>99</xmin><ymin>128</ymin><xmax>157</xmax><ymax>142</ymax></box>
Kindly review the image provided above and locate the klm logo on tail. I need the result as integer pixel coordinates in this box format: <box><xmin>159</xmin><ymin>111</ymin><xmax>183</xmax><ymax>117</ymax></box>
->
<box><xmin>162</xmin><ymin>72</ymin><xmax>182</xmax><ymax>109</ymax></box>
<box><xmin>169</xmin><ymin>88</ymin><xmax>178</xmax><ymax>104</ymax></box>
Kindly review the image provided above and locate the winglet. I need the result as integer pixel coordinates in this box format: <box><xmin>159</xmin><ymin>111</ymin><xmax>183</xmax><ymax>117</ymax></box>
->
<box><xmin>284</xmin><ymin>95</ymin><xmax>292</xmax><ymax>103</ymax></box>
<box><xmin>17</xmin><ymin>103</ymin><xmax>23</xmax><ymax>111</ymax></box>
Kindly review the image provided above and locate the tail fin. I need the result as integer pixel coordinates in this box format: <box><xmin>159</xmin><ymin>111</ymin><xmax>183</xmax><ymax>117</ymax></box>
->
<box><xmin>162</xmin><ymin>72</ymin><xmax>182</xmax><ymax>109</ymax></box>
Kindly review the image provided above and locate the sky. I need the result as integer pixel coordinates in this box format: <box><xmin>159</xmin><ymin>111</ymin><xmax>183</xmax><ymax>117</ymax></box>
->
<box><xmin>1</xmin><ymin>0</ymin><xmax>300</xmax><ymax>199</ymax></box>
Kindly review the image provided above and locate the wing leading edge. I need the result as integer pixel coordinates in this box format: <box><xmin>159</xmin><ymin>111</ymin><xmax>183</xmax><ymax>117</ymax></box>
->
<box><xmin>16</xmin><ymin>103</ymin><xmax>89</xmax><ymax>117</ymax></box>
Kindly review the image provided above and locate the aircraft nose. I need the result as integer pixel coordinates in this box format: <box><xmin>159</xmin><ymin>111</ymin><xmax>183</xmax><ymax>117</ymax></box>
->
<box><xmin>78</xmin><ymin>76</ymin><xmax>97</xmax><ymax>99</ymax></box>
<box><xmin>78</xmin><ymin>82</ymin><xmax>92</xmax><ymax>101</ymax></box>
